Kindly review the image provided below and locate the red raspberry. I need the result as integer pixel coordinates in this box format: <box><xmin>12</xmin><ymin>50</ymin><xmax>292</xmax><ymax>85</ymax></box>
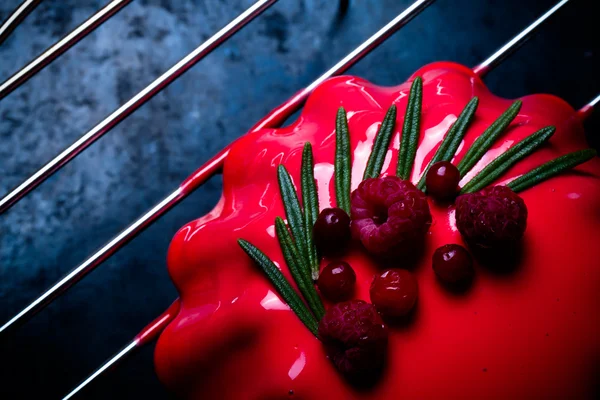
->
<box><xmin>455</xmin><ymin>185</ymin><xmax>528</xmax><ymax>249</ymax></box>
<box><xmin>318</xmin><ymin>300</ymin><xmax>388</xmax><ymax>377</ymax></box>
<box><xmin>351</xmin><ymin>176</ymin><xmax>432</xmax><ymax>257</ymax></box>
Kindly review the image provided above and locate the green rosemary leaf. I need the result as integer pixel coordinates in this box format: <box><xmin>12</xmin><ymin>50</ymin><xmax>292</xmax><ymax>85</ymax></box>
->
<box><xmin>238</xmin><ymin>239</ymin><xmax>319</xmax><ymax>335</ymax></box>
<box><xmin>457</xmin><ymin>100</ymin><xmax>522</xmax><ymax>177</ymax></box>
<box><xmin>416</xmin><ymin>97</ymin><xmax>479</xmax><ymax>190</ymax></box>
<box><xmin>301</xmin><ymin>143</ymin><xmax>320</xmax><ymax>280</ymax></box>
<box><xmin>335</xmin><ymin>108</ymin><xmax>352</xmax><ymax>213</ymax></box>
<box><xmin>397</xmin><ymin>76</ymin><xmax>423</xmax><ymax>180</ymax></box>
<box><xmin>275</xmin><ymin>217</ymin><xmax>325</xmax><ymax>320</ymax></box>
<box><xmin>363</xmin><ymin>104</ymin><xmax>397</xmax><ymax>180</ymax></box>
<box><xmin>278</xmin><ymin>165</ymin><xmax>309</xmax><ymax>274</ymax></box>
<box><xmin>461</xmin><ymin>126</ymin><xmax>555</xmax><ymax>194</ymax></box>
<box><xmin>507</xmin><ymin>149</ymin><xmax>597</xmax><ymax>193</ymax></box>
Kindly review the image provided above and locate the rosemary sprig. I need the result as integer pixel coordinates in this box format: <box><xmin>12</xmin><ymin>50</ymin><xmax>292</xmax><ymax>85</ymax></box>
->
<box><xmin>238</xmin><ymin>239</ymin><xmax>319</xmax><ymax>335</ymax></box>
<box><xmin>397</xmin><ymin>76</ymin><xmax>423</xmax><ymax>180</ymax></box>
<box><xmin>275</xmin><ymin>217</ymin><xmax>324</xmax><ymax>320</ymax></box>
<box><xmin>417</xmin><ymin>97</ymin><xmax>479</xmax><ymax>190</ymax></box>
<box><xmin>301</xmin><ymin>143</ymin><xmax>320</xmax><ymax>280</ymax></box>
<box><xmin>335</xmin><ymin>107</ymin><xmax>352</xmax><ymax>213</ymax></box>
<box><xmin>461</xmin><ymin>126</ymin><xmax>555</xmax><ymax>194</ymax></box>
<box><xmin>507</xmin><ymin>149</ymin><xmax>597</xmax><ymax>193</ymax></box>
<box><xmin>457</xmin><ymin>100</ymin><xmax>522</xmax><ymax>177</ymax></box>
<box><xmin>278</xmin><ymin>165</ymin><xmax>310</xmax><ymax>275</ymax></box>
<box><xmin>363</xmin><ymin>104</ymin><xmax>397</xmax><ymax>180</ymax></box>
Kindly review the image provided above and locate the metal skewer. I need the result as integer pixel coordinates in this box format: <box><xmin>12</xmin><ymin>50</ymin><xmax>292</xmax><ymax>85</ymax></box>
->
<box><xmin>0</xmin><ymin>0</ymin><xmax>133</xmax><ymax>101</ymax></box>
<box><xmin>578</xmin><ymin>93</ymin><xmax>600</xmax><ymax>121</ymax></box>
<box><xmin>0</xmin><ymin>0</ymin><xmax>42</xmax><ymax>46</ymax></box>
<box><xmin>0</xmin><ymin>0</ymin><xmax>279</xmax><ymax>215</ymax></box>
<box><xmin>58</xmin><ymin>1</ymin><xmax>589</xmax><ymax>397</ymax></box>
<box><xmin>0</xmin><ymin>0</ymin><xmax>437</xmax><ymax>337</ymax></box>
<box><xmin>472</xmin><ymin>0</ymin><xmax>570</xmax><ymax>77</ymax></box>
<box><xmin>62</xmin><ymin>301</ymin><xmax>181</xmax><ymax>400</ymax></box>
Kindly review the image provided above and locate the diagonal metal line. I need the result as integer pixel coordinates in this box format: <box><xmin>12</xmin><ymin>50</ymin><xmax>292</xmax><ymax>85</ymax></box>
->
<box><xmin>0</xmin><ymin>0</ymin><xmax>279</xmax><ymax>215</ymax></box>
<box><xmin>0</xmin><ymin>0</ymin><xmax>133</xmax><ymax>101</ymax></box>
<box><xmin>0</xmin><ymin>0</ymin><xmax>43</xmax><ymax>46</ymax></box>
<box><xmin>473</xmin><ymin>0</ymin><xmax>570</xmax><ymax>77</ymax></box>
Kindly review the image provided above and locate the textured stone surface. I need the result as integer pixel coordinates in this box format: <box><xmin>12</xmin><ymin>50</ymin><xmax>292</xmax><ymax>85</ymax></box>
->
<box><xmin>0</xmin><ymin>0</ymin><xmax>597</xmax><ymax>398</ymax></box>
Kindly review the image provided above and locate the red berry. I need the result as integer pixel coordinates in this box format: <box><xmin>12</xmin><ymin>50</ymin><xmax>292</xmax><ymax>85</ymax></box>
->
<box><xmin>351</xmin><ymin>176</ymin><xmax>431</xmax><ymax>258</ymax></box>
<box><xmin>370</xmin><ymin>269</ymin><xmax>418</xmax><ymax>317</ymax></box>
<box><xmin>432</xmin><ymin>244</ymin><xmax>474</xmax><ymax>284</ymax></box>
<box><xmin>455</xmin><ymin>185</ymin><xmax>527</xmax><ymax>249</ymax></box>
<box><xmin>318</xmin><ymin>300</ymin><xmax>388</xmax><ymax>377</ymax></box>
<box><xmin>313</xmin><ymin>208</ymin><xmax>351</xmax><ymax>255</ymax></box>
<box><xmin>425</xmin><ymin>161</ymin><xmax>460</xmax><ymax>199</ymax></box>
<box><xmin>318</xmin><ymin>262</ymin><xmax>356</xmax><ymax>302</ymax></box>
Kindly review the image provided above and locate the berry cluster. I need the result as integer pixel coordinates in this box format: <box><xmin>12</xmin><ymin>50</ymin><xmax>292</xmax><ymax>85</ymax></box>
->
<box><xmin>314</xmin><ymin>176</ymin><xmax>427</xmax><ymax>377</ymax></box>
<box><xmin>423</xmin><ymin>162</ymin><xmax>528</xmax><ymax>285</ymax></box>
<box><xmin>313</xmin><ymin>172</ymin><xmax>529</xmax><ymax>378</ymax></box>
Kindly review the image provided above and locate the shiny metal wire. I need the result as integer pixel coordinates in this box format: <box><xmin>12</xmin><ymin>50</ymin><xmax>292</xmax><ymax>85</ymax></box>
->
<box><xmin>0</xmin><ymin>0</ymin><xmax>279</xmax><ymax>215</ymax></box>
<box><xmin>0</xmin><ymin>0</ymin><xmax>133</xmax><ymax>100</ymax></box>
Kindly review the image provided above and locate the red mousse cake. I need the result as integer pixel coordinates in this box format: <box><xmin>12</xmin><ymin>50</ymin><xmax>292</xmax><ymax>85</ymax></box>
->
<box><xmin>154</xmin><ymin>62</ymin><xmax>600</xmax><ymax>399</ymax></box>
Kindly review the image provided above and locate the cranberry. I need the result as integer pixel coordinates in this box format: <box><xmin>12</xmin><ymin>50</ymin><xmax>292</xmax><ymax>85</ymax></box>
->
<box><xmin>432</xmin><ymin>244</ymin><xmax>474</xmax><ymax>284</ymax></box>
<box><xmin>370</xmin><ymin>269</ymin><xmax>418</xmax><ymax>317</ymax></box>
<box><xmin>317</xmin><ymin>261</ymin><xmax>356</xmax><ymax>302</ymax></box>
<box><xmin>425</xmin><ymin>161</ymin><xmax>460</xmax><ymax>199</ymax></box>
<box><xmin>313</xmin><ymin>207</ymin><xmax>351</xmax><ymax>255</ymax></box>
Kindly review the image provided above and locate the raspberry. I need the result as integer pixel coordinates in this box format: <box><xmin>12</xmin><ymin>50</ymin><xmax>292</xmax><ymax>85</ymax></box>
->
<box><xmin>350</xmin><ymin>176</ymin><xmax>432</xmax><ymax>257</ymax></box>
<box><xmin>318</xmin><ymin>300</ymin><xmax>388</xmax><ymax>377</ymax></box>
<box><xmin>455</xmin><ymin>185</ymin><xmax>527</xmax><ymax>249</ymax></box>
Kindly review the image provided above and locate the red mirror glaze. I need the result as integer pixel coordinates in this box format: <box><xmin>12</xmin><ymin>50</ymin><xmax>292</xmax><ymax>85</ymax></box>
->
<box><xmin>155</xmin><ymin>62</ymin><xmax>600</xmax><ymax>399</ymax></box>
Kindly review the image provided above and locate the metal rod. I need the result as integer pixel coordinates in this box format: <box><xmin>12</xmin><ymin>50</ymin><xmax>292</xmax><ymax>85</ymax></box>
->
<box><xmin>249</xmin><ymin>0</ymin><xmax>437</xmax><ymax>133</ymax></box>
<box><xmin>62</xmin><ymin>300</ymin><xmax>180</xmax><ymax>399</ymax></box>
<box><xmin>0</xmin><ymin>188</ymin><xmax>184</xmax><ymax>336</ymax></box>
<box><xmin>586</xmin><ymin>93</ymin><xmax>600</xmax><ymax>109</ymax></box>
<box><xmin>472</xmin><ymin>0</ymin><xmax>570</xmax><ymax>77</ymax></box>
<box><xmin>0</xmin><ymin>0</ymin><xmax>133</xmax><ymax>101</ymax></box>
<box><xmin>0</xmin><ymin>0</ymin><xmax>279</xmax><ymax>216</ymax></box>
<box><xmin>0</xmin><ymin>147</ymin><xmax>226</xmax><ymax>336</ymax></box>
<box><xmin>305</xmin><ymin>0</ymin><xmax>435</xmax><ymax>98</ymax></box>
<box><xmin>0</xmin><ymin>0</ymin><xmax>43</xmax><ymax>46</ymax></box>
<box><xmin>62</xmin><ymin>339</ymin><xmax>138</xmax><ymax>400</ymax></box>
<box><xmin>0</xmin><ymin>0</ymin><xmax>436</xmax><ymax>336</ymax></box>
<box><xmin>577</xmin><ymin>93</ymin><xmax>600</xmax><ymax>121</ymax></box>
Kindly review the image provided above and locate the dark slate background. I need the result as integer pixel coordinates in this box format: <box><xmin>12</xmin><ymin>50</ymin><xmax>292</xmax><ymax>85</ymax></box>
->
<box><xmin>0</xmin><ymin>0</ymin><xmax>598</xmax><ymax>398</ymax></box>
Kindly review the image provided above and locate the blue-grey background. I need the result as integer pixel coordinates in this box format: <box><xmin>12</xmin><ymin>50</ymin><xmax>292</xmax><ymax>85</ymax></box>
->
<box><xmin>0</xmin><ymin>0</ymin><xmax>598</xmax><ymax>398</ymax></box>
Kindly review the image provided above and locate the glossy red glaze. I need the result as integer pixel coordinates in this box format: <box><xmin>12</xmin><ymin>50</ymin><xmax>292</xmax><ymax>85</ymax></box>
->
<box><xmin>155</xmin><ymin>62</ymin><xmax>600</xmax><ymax>399</ymax></box>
